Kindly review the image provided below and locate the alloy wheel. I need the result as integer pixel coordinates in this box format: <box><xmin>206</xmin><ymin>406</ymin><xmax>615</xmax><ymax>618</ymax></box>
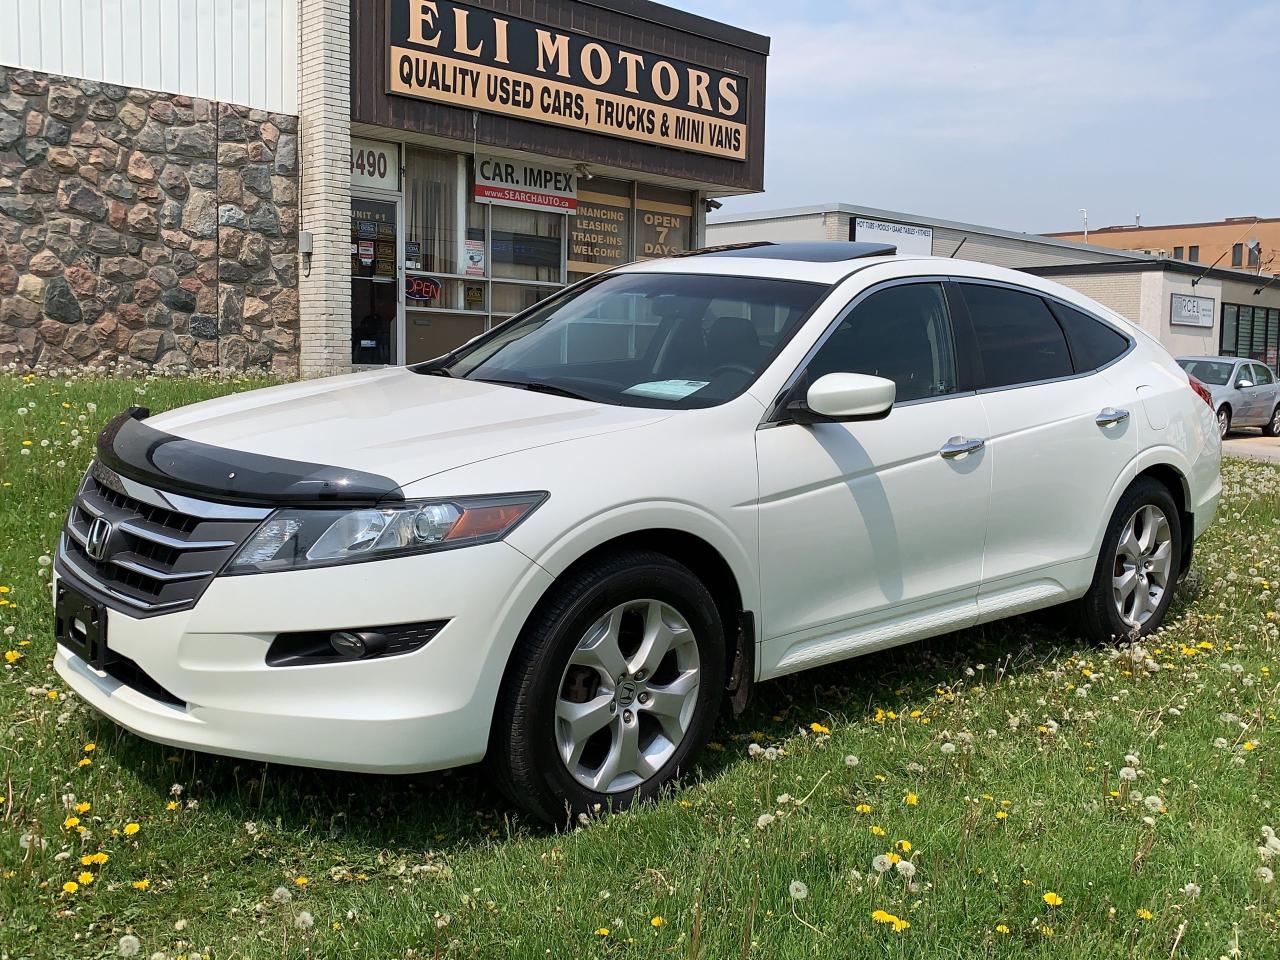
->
<box><xmin>1112</xmin><ymin>504</ymin><xmax>1173</xmax><ymax>627</ymax></box>
<box><xmin>1217</xmin><ymin>409</ymin><xmax>1230</xmax><ymax>439</ymax></box>
<box><xmin>1271</xmin><ymin>408</ymin><xmax>1280</xmax><ymax>434</ymax></box>
<box><xmin>555</xmin><ymin>599</ymin><xmax>701</xmax><ymax>794</ymax></box>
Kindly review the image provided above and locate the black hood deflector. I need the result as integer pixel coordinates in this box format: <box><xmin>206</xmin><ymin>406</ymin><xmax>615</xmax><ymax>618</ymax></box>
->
<box><xmin>96</xmin><ymin>407</ymin><xmax>405</xmax><ymax>507</ymax></box>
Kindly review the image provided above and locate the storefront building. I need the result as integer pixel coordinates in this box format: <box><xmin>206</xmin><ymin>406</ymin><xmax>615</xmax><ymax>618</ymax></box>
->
<box><xmin>0</xmin><ymin>1</ymin><xmax>768</xmax><ymax>374</ymax></box>
<box><xmin>338</xmin><ymin>0</ymin><xmax>767</xmax><ymax>368</ymax></box>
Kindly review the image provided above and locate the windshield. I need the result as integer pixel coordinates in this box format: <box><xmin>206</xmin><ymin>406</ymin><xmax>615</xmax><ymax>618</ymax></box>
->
<box><xmin>424</xmin><ymin>272</ymin><xmax>829</xmax><ymax>408</ymax></box>
<box><xmin>1178</xmin><ymin>358</ymin><xmax>1235</xmax><ymax>386</ymax></box>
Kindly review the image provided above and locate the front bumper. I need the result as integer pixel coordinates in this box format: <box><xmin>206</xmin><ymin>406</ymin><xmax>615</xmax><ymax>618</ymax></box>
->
<box><xmin>54</xmin><ymin>542</ymin><xmax>554</xmax><ymax>773</ymax></box>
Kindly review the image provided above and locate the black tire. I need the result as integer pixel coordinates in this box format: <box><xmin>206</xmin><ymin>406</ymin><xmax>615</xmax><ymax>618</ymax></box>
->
<box><xmin>1077</xmin><ymin>477</ymin><xmax>1183</xmax><ymax>644</ymax></box>
<box><xmin>1263</xmin><ymin>405</ymin><xmax>1280</xmax><ymax>438</ymax></box>
<box><xmin>1217</xmin><ymin>405</ymin><xmax>1231</xmax><ymax>439</ymax></box>
<box><xmin>488</xmin><ymin>549</ymin><xmax>725</xmax><ymax>825</ymax></box>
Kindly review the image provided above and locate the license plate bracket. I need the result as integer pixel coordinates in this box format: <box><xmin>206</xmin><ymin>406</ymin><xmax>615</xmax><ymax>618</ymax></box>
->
<box><xmin>55</xmin><ymin>582</ymin><xmax>116</xmax><ymax>671</ymax></box>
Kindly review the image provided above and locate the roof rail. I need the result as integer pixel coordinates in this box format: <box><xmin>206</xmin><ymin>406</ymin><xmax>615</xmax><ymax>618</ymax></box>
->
<box><xmin>675</xmin><ymin>241</ymin><xmax>898</xmax><ymax>262</ymax></box>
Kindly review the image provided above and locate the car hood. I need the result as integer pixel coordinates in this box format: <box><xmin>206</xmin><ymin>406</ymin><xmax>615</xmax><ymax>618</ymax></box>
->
<box><xmin>147</xmin><ymin>368</ymin><xmax>670</xmax><ymax>488</ymax></box>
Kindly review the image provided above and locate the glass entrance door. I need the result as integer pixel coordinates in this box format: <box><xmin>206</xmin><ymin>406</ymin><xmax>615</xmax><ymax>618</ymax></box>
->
<box><xmin>351</xmin><ymin>196</ymin><xmax>400</xmax><ymax>365</ymax></box>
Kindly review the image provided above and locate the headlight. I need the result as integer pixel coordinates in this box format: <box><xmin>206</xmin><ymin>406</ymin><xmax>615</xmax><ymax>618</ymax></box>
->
<box><xmin>225</xmin><ymin>493</ymin><xmax>547</xmax><ymax>574</ymax></box>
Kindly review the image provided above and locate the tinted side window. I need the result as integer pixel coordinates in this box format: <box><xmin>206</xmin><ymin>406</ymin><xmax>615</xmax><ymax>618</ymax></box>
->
<box><xmin>806</xmin><ymin>283</ymin><xmax>958</xmax><ymax>402</ymax></box>
<box><xmin>961</xmin><ymin>284</ymin><xmax>1072</xmax><ymax>388</ymax></box>
<box><xmin>1049</xmin><ymin>302</ymin><xmax>1131</xmax><ymax>371</ymax></box>
<box><xmin>1251</xmin><ymin>363</ymin><xmax>1273</xmax><ymax>385</ymax></box>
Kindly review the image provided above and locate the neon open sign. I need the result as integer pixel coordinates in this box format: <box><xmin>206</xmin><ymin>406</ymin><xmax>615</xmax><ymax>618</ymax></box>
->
<box><xmin>406</xmin><ymin>275</ymin><xmax>442</xmax><ymax>302</ymax></box>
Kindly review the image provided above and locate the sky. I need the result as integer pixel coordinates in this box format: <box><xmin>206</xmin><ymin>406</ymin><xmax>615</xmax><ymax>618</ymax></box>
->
<box><xmin>678</xmin><ymin>0</ymin><xmax>1280</xmax><ymax>234</ymax></box>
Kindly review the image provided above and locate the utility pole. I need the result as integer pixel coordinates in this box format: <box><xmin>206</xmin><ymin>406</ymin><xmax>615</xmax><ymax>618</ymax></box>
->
<box><xmin>1078</xmin><ymin>208</ymin><xmax>1089</xmax><ymax>243</ymax></box>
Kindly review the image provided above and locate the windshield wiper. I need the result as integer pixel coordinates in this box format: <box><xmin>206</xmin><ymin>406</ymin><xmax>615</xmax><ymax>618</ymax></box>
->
<box><xmin>473</xmin><ymin>377</ymin><xmax>596</xmax><ymax>402</ymax></box>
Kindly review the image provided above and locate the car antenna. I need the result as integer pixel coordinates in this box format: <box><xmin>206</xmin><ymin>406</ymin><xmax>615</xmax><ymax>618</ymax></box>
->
<box><xmin>948</xmin><ymin>236</ymin><xmax>968</xmax><ymax>258</ymax></box>
<box><xmin>1191</xmin><ymin>217</ymin><xmax>1259</xmax><ymax>287</ymax></box>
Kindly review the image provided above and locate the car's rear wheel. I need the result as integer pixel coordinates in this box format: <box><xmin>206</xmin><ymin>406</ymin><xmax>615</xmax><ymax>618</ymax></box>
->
<box><xmin>489</xmin><ymin>549</ymin><xmax>724</xmax><ymax>824</ymax></box>
<box><xmin>1077</xmin><ymin>477</ymin><xmax>1182</xmax><ymax>643</ymax></box>
<box><xmin>1217</xmin><ymin>405</ymin><xmax>1231</xmax><ymax>439</ymax></box>
<box><xmin>1263</xmin><ymin>405</ymin><xmax>1280</xmax><ymax>437</ymax></box>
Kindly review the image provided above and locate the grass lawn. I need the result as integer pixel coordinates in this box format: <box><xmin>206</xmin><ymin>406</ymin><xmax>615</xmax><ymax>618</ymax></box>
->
<box><xmin>1</xmin><ymin>371</ymin><xmax>1278</xmax><ymax>960</ymax></box>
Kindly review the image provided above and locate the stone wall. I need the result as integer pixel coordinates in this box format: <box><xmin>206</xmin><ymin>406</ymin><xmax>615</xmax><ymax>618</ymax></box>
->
<box><xmin>0</xmin><ymin>67</ymin><xmax>299</xmax><ymax>373</ymax></box>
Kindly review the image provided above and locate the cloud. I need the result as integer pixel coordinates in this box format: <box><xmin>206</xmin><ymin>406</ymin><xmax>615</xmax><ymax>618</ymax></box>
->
<box><xmin>686</xmin><ymin>0</ymin><xmax>1280</xmax><ymax>230</ymax></box>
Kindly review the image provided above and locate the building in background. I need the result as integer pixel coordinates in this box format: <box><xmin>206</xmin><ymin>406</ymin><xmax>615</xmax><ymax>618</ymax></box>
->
<box><xmin>709</xmin><ymin>203</ymin><xmax>1280</xmax><ymax>374</ymax></box>
<box><xmin>0</xmin><ymin>0</ymin><xmax>769</xmax><ymax>374</ymax></box>
<box><xmin>1045</xmin><ymin>216</ymin><xmax>1280</xmax><ymax>276</ymax></box>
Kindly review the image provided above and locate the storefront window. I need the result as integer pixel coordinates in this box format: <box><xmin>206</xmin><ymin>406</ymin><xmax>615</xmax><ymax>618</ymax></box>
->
<box><xmin>491</xmin><ymin>282</ymin><xmax>560</xmax><ymax>317</ymax></box>
<box><xmin>492</xmin><ymin>207</ymin><xmax>563</xmax><ymax>282</ymax></box>
<box><xmin>568</xmin><ymin>177</ymin><xmax>633</xmax><ymax>283</ymax></box>
<box><xmin>404</xmin><ymin>147</ymin><xmax>463</xmax><ymax>275</ymax></box>
<box><xmin>636</xmin><ymin>184</ymin><xmax>695</xmax><ymax>260</ymax></box>
<box><xmin>1221</xmin><ymin>303</ymin><xmax>1280</xmax><ymax>374</ymax></box>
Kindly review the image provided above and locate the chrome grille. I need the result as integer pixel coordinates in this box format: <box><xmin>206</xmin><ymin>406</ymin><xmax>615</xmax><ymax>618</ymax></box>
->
<box><xmin>58</xmin><ymin>463</ymin><xmax>269</xmax><ymax>616</ymax></box>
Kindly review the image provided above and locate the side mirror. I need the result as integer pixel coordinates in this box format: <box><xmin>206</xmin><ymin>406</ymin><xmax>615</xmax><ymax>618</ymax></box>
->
<box><xmin>790</xmin><ymin>373</ymin><xmax>896</xmax><ymax>424</ymax></box>
<box><xmin>1237</xmin><ymin>379</ymin><xmax>1254</xmax><ymax>389</ymax></box>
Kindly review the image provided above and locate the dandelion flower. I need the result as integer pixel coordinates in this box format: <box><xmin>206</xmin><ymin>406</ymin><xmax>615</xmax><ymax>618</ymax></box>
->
<box><xmin>123</xmin><ymin>822</ymin><xmax>140</xmax><ymax>836</ymax></box>
<box><xmin>118</xmin><ymin>935</ymin><xmax>141</xmax><ymax>957</ymax></box>
<box><xmin>809</xmin><ymin>722</ymin><xmax>830</xmax><ymax>734</ymax></box>
<box><xmin>62</xmin><ymin>881</ymin><xmax>78</xmax><ymax>894</ymax></box>
<box><xmin>132</xmin><ymin>879</ymin><xmax>150</xmax><ymax>891</ymax></box>
<box><xmin>294</xmin><ymin>876</ymin><xmax>309</xmax><ymax>887</ymax></box>
<box><xmin>594</xmin><ymin>928</ymin><xmax>610</xmax><ymax>937</ymax></box>
<box><xmin>1043</xmin><ymin>892</ymin><xmax>1063</xmax><ymax>907</ymax></box>
<box><xmin>789</xmin><ymin>880</ymin><xmax>809</xmax><ymax>900</ymax></box>
<box><xmin>855</xmin><ymin>803</ymin><xmax>872</xmax><ymax>814</ymax></box>
<box><xmin>904</xmin><ymin>792</ymin><xmax>919</xmax><ymax>806</ymax></box>
<box><xmin>1136</xmin><ymin>908</ymin><xmax>1153</xmax><ymax>920</ymax></box>
<box><xmin>650</xmin><ymin>916</ymin><xmax>665</xmax><ymax>927</ymax></box>
<box><xmin>995</xmin><ymin>924</ymin><xmax>1010</xmax><ymax>935</ymax></box>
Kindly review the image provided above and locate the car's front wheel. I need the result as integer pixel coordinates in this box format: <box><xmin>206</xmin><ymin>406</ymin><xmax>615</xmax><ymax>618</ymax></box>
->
<box><xmin>1263</xmin><ymin>405</ymin><xmax>1280</xmax><ymax>438</ymax></box>
<box><xmin>1077</xmin><ymin>477</ymin><xmax>1183</xmax><ymax>643</ymax></box>
<box><xmin>489</xmin><ymin>549</ymin><xmax>725</xmax><ymax>824</ymax></box>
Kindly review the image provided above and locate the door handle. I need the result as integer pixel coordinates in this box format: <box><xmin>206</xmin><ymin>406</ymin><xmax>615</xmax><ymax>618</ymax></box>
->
<box><xmin>939</xmin><ymin>436</ymin><xmax>986</xmax><ymax>459</ymax></box>
<box><xmin>1096</xmin><ymin>407</ymin><xmax>1130</xmax><ymax>427</ymax></box>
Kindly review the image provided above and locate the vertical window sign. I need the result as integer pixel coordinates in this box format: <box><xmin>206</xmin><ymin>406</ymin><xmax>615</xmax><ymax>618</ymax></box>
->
<box><xmin>351</xmin><ymin>137</ymin><xmax>400</xmax><ymax>191</ymax></box>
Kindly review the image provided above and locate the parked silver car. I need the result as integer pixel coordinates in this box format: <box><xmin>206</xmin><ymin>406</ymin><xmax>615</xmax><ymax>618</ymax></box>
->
<box><xmin>1177</xmin><ymin>355</ymin><xmax>1280</xmax><ymax>438</ymax></box>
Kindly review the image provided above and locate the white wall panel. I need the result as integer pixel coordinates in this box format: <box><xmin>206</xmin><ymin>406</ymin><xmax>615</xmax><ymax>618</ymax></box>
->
<box><xmin>1</xmin><ymin>0</ymin><xmax>297</xmax><ymax>114</ymax></box>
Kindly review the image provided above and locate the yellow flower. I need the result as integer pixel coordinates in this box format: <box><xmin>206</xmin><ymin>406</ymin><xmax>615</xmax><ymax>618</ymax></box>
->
<box><xmin>77</xmin><ymin>758</ymin><xmax>92</xmax><ymax>767</ymax></box>
<box><xmin>62</xmin><ymin>816</ymin><xmax>80</xmax><ymax>830</ymax></box>
<box><xmin>4</xmin><ymin>650</ymin><xmax>20</xmax><ymax>664</ymax></box>
<box><xmin>809</xmin><ymin>722</ymin><xmax>830</xmax><ymax>734</ymax></box>
<box><xmin>871</xmin><ymin>909</ymin><xmax>911</xmax><ymax>932</ymax></box>
<box><xmin>77</xmin><ymin>871</ymin><xmax>94</xmax><ymax>885</ymax></box>
<box><xmin>650</xmin><ymin>916</ymin><xmax>665</xmax><ymax>928</ymax></box>
<box><xmin>1043</xmin><ymin>892</ymin><xmax>1063</xmax><ymax>907</ymax></box>
<box><xmin>332</xmin><ymin>921</ymin><xmax>342</xmax><ymax>931</ymax></box>
<box><xmin>1136</xmin><ymin>908</ymin><xmax>1153</xmax><ymax>920</ymax></box>
<box><xmin>855</xmin><ymin>803</ymin><xmax>872</xmax><ymax>814</ymax></box>
<box><xmin>904</xmin><ymin>792</ymin><xmax>919</xmax><ymax>806</ymax></box>
<box><xmin>594</xmin><ymin>928</ymin><xmax>610</xmax><ymax>937</ymax></box>
<box><xmin>75</xmin><ymin>802</ymin><xmax>91</xmax><ymax>814</ymax></box>
<box><xmin>123</xmin><ymin>822</ymin><xmax>140</xmax><ymax>836</ymax></box>
<box><xmin>49</xmin><ymin>690</ymin><xmax>61</xmax><ymax>701</ymax></box>
<box><xmin>132</xmin><ymin>879</ymin><xmax>151</xmax><ymax>891</ymax></box>
<box><xmin>80</xmin><ymin>853</ymin><xmax>108</xmax><ymax>866</ymax></box>
<box><xmin>62</xmin><ymin>881</ymin><xmax>78</xmax><ymax>894</ymax></box>
<box><xmin>1243</xmin><ymin>741</ymin><xmax>1258</xmax><ymax>752</ymax></box>
<box><xmin>995</xmin><ymin>924</ymin><xmax>1010</xmax><ymax>934</ymax></box>
<box><xmin>995</xmin><ymin>811</ymin><xmax>1009</xmax><ymax>820</ymax></box>
<box><xmin>0</xmin><ymin>586</ymin><xmax>9</xmax><ymax>593</ymax></box>
<box><xmin>896</xmin><ymin>840</ymin><xmax>911</xmax><ymax>852</ymax></box>
<box><xmin>1040</xmin><ymin>926</ymin><xmax>1055</xmax><ymax>937</ymax></box>
<box><xmin>294</xmin><ymin>876</ymin><xmax>309</xmax><ymax>886</ymax></box>
<box><xmin>83</xmin><ymin>744</ymin><xmax>95</xmax><ymax>752</ymax></box>
<box><xmin>869</xmin><ymin>825</ymin><xmax>885</xmax><ymax>836</ymax></box>
<box><xmin>166</xmin><ymin>801</ymin><xmax>179</xmax><ymax>811</ymax></box>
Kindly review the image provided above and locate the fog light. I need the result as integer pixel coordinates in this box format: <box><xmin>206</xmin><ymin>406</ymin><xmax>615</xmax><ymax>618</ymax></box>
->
<box><xmin>329</xmin><ymin>630</ymin><xmax>387</xmax><ymax>659</ymax></box>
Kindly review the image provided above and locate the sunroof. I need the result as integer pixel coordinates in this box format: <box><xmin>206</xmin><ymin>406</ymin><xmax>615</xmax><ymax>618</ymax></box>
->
<box><xmin>680</xmin><ymin>241</ymin><xmax>898</xmax><ymax>262</ymax></box>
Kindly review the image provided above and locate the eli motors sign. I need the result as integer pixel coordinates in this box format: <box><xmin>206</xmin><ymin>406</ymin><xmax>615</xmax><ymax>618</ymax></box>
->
<box><xmin>386</xmin><ymin>0</ymin><xmax>749</xmax><ymax>160</ymax></box>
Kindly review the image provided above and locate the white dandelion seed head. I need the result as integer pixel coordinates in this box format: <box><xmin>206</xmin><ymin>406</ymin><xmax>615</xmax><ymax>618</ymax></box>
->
<box><xmin>844</xmin><ymin>755</ymin><xmax>859</xmax><ymax>767</ymax></box>
<box><xmin>1142</xmin><ymin>816</ymin><xmax>1155</xmax><ymax>827</ymax></box>
<box><xmin>1266</xmin><ymin>836</ymin><xmax>1280</xmax><ymax>854</ymax></box>
<box><xmin>271</xmin><ymin>886</ymin><xmax>293</xmax><ymax>904</ymax></box>
<box><xmin>118</xmin><ymin>936</ymin><xmax>141</xmax><ymax>958</ymax></box>
<box><xmin>1119</xmin><ymin>766</ymin><xmax>1138</xmax><ymax>782</ymax></box>
<box><xmin>1256</xmin><ymin>867</ymin><xmax>1274</xmax><ymax>884</ymax></box>
<box><xmin>895</xmin><ymin>860</ymin><xmax>916</xmax><ymax>879</ymax></box>
<box><xmin>755</xmin><ymin>813</ymin><xmax>775</xmax><ymax>830</ymax></box>
<box><xmin>872</xmin><ymin>855</ymin><xmax>893</xmax><ymax>873</ymax></box>
<box><xmin>1144</xmin><ymin>795</ymin><xmax>1164</xmax><ymax>813</ymax></box>
<box><xmin>1124</xmin><ymin>753</ymin><xmax>1141</xmax><ymax>766</ymax></box>
<box><xmin>747</xmin><ymin>743</ymin><xmax>764</xmax><ymax>757</ymax></box>
<box><xmin>1182</xmin><ymin>882</ymin><xmax>1201</xmax><ymax>899</ymax></box>
<box><xmin>764</xmin><ymin>747</ymin><xmax>779</xmax><ymax>761</ymax></box>
<box><xmin>294</xmin><ymin>910</ymin><xmax>315</xmax><ymax>930</ymax></box>
<box><xmin>788</xmin><ymin>880</ymin><xmax>809</xmax><ymax>901</ymax></box>
<box><xmin>776</xmin><ymin>793</ymin><xmax>793</xmax><ymax>805</ymax></box>
<box><xmin>940</xmin><ymin>742</ymin><xmax>957</xmax><ymax>755</ymax></box>
<box><xmin>1214</xmin><ymin>738</ymin><xmax>1229</xmax><ymax>749</ymax></box>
